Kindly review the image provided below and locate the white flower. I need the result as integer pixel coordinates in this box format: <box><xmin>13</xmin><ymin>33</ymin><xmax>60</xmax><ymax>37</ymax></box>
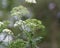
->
<box><xmin>14</xmin><ymin>20</ymin><xmax>24</xmax><ymax>27</ymax></box>
<box><xmin>2</xmin><ymin>29</ymin><xmax>13</xmax><ymax>35</ymax></box>
<box><xmin>0</xmin><ymin>22</ymin><xmax>4</xmax><ymax>24</ymax></box>
<box><xmin>23</xmin><ymin>21</ymin><xmax>26</xmax><ymax>24</ymax></box>
<box><xmin>18</xmin><ymin>20</ymin><xmax>23</xmax><ymax>25</ymax></box>
<box><xmin>25</xmin><ymin>0</ymin><xmax>36</xmax><ymax>3</ymax></box>
<box><xmin>14</xmin><ymin>23</ymin><xmax>18</xmax><ymax>27</ymax></box>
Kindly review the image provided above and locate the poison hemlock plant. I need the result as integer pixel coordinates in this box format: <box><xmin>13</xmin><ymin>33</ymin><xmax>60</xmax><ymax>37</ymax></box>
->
<box><xmin>0</xmin><ymin>5</ymin><xmax>47</xmax><ymax>48</ymax></box>
<box><xmin>8</xmin><ymin>5</ymin><xmax>47</xmax><ymax>48</ymax></box>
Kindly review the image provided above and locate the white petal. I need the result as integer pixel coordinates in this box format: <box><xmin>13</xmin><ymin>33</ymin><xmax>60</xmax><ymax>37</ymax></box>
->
<box><xmin>25</xmin><ymin>0</ymin><xmax>36</xmax><ymax>3</ymax></box>
<box><xmin>32</xmin><ymin>0</ymin><xmax>36</xmax><ymax>3</ymax></box>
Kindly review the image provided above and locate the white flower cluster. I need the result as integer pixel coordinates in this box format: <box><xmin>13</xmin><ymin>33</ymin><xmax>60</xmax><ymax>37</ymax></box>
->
<box><xmin>14</xmin><ymin>20</ymin><xmax>31</xmax><ymax>32</ymax></box>
<box><xmin>11</xmin><ymin>12</ymin><xmax>22</xmax><ymax>18</ymax></box>
<box><xmin>0</xmin><ymin>33</ymin><xmax>13</xmax><ymax>46</ymax></box>
<box><xmin>14</xmin><ymin>20</ymin><xmax>26</xmax><ymax>27</ymax></box>
<box><xmin>2</xmin><ymin>29</ymin><xmax>13</xmax><ymax>35</ymax></box>
<box><xmin>0</xmin><ymin>21</ymin><xmax>4</xmax><ymax>27</ymax></box>
<box><xmin>0</xmin><ymin>29</ymin><xmax>13</xmax><ymax>46</ymax></box>
<box><xmin>11</xmin><ymin>6</ymin><xmax>30</xmax><ymax>19</ymax></box>
<box><xmin>25</xmin><ymin>0</ymin><xmax>36</xmax><ymax>3</ymax></box>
